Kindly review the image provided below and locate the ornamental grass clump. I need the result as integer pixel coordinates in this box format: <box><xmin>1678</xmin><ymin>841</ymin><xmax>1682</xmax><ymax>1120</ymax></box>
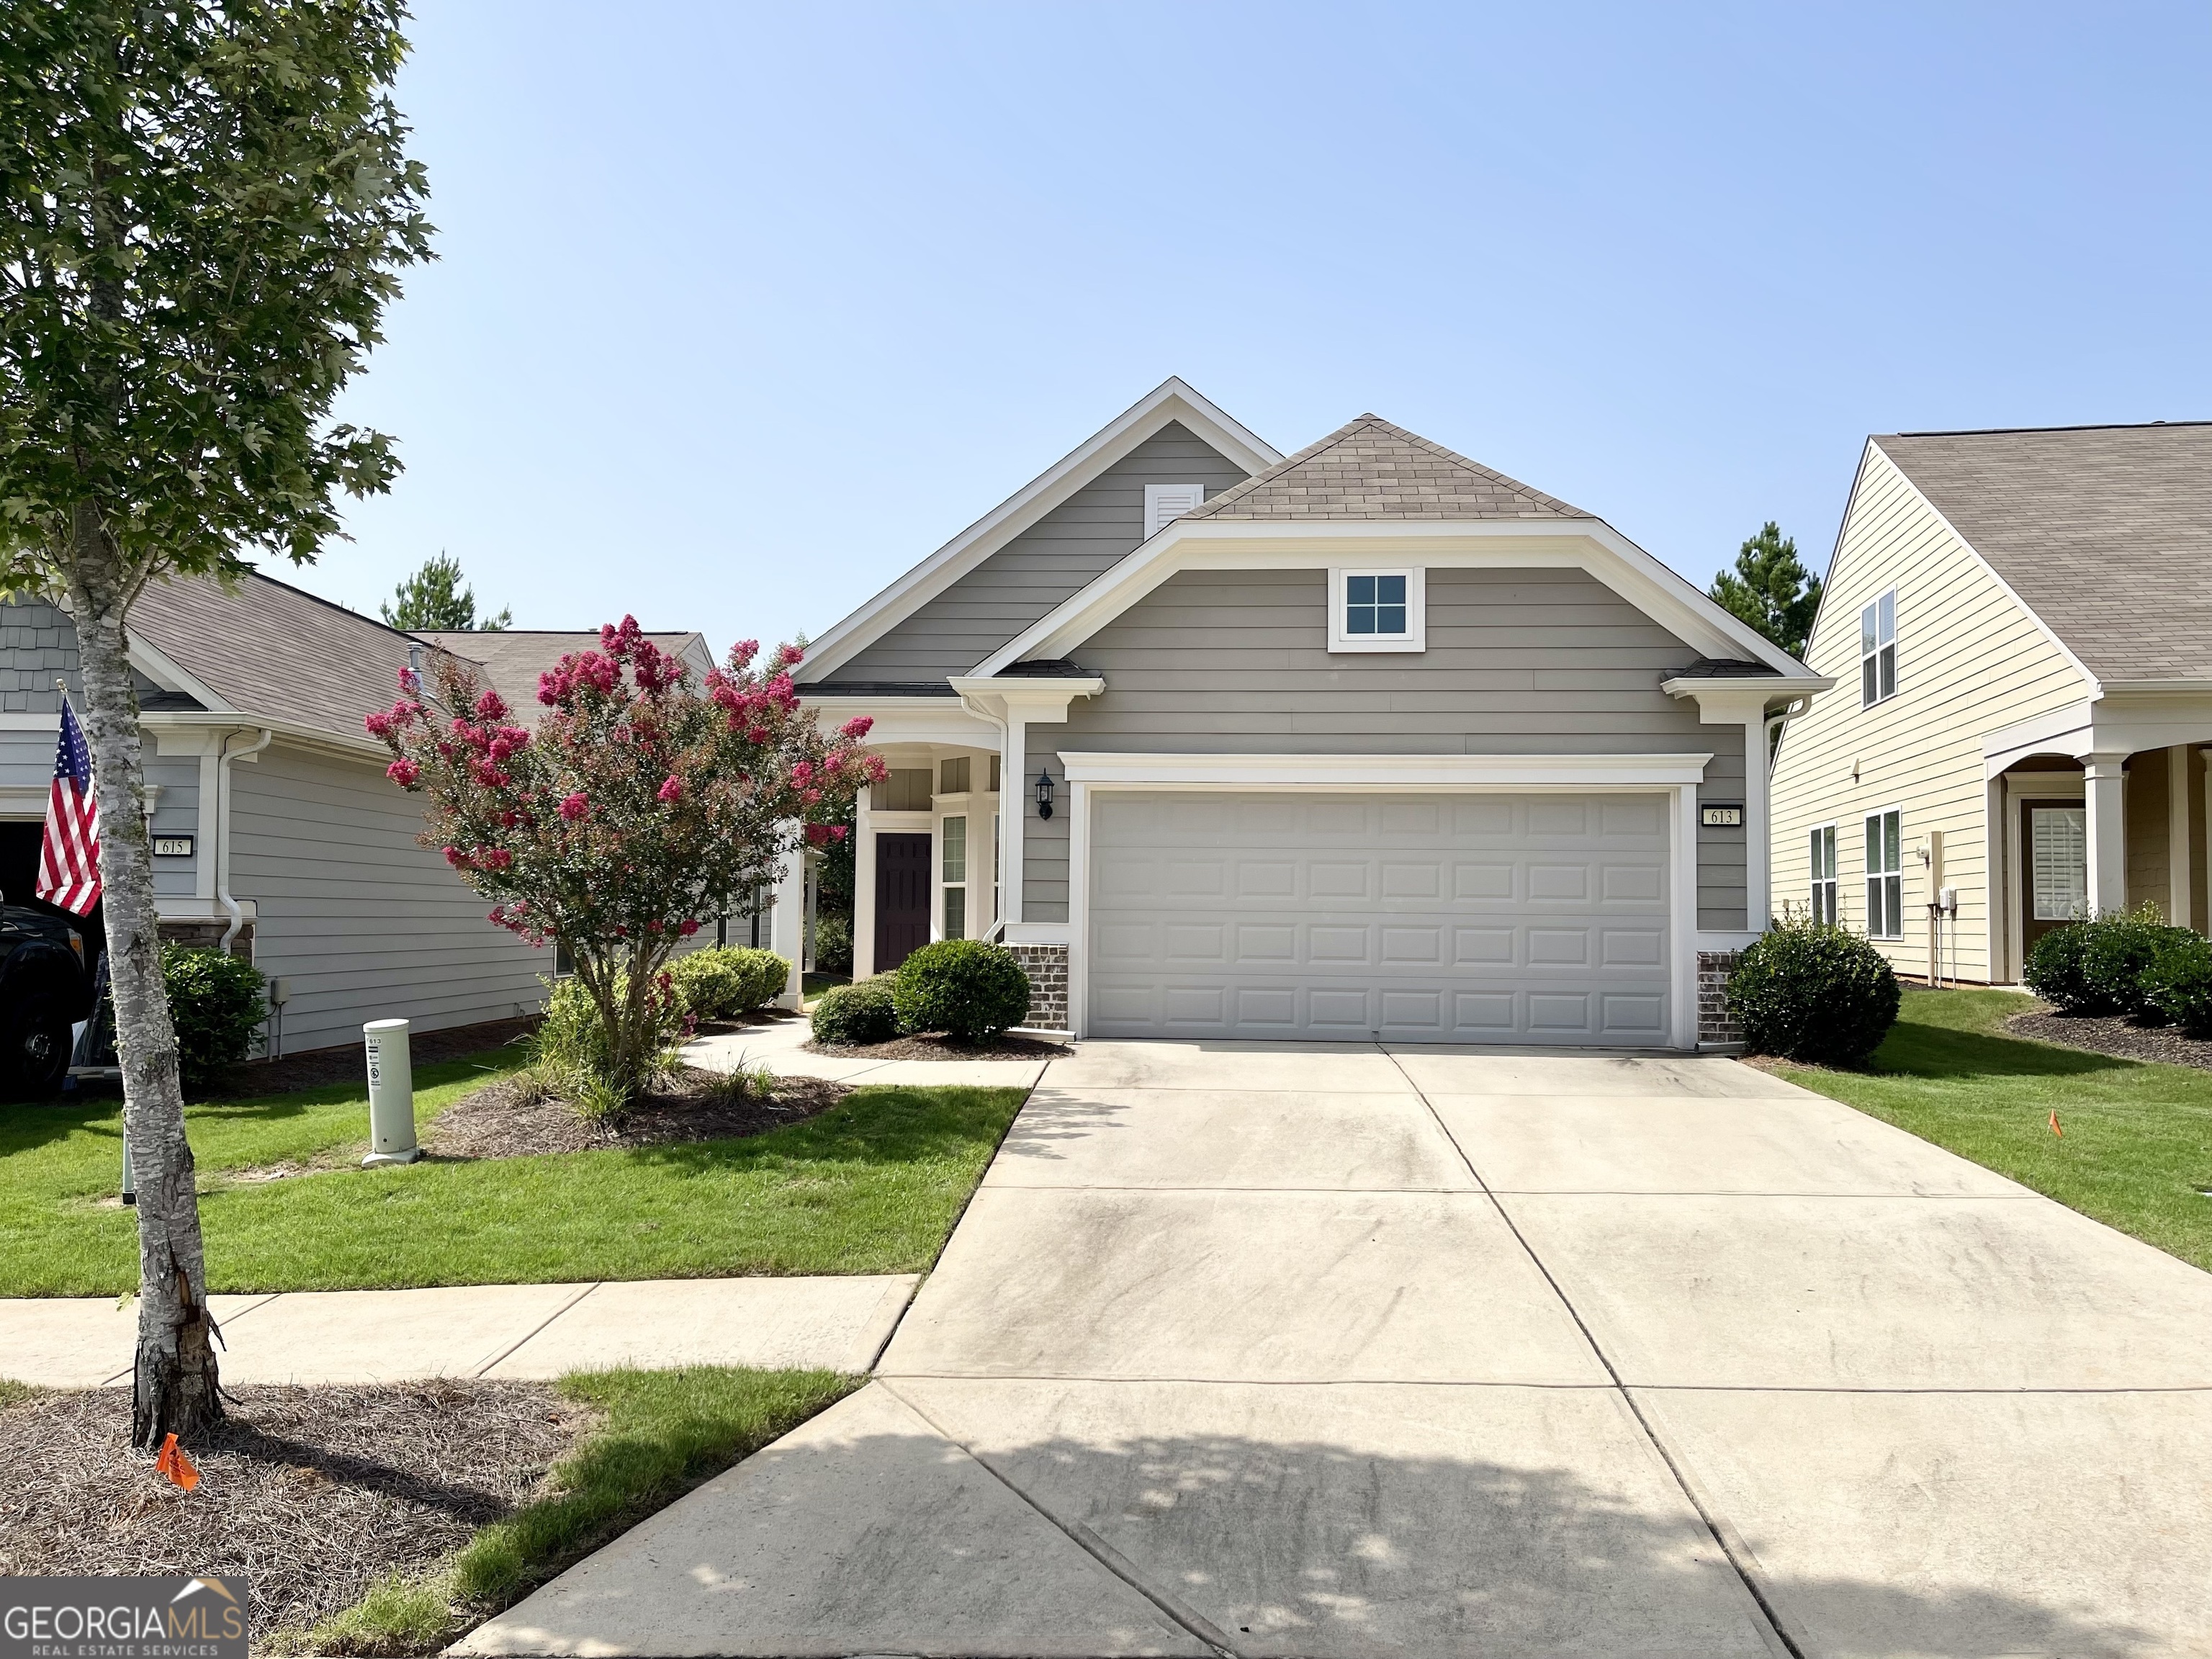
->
<box><xmin>894</xmin><ymin>940</ymin><xmax>1032</xmax><ymax>1042</ymax></box>
<box><xmin>371</xmin><ymin>619</ymin><xmax>881</xmax><ymax>1101</ymax></box>
<box><xmin>1727</xmin><ymin>916</ymin><xmax>1900</xmax><ymax>1067</ymax></box>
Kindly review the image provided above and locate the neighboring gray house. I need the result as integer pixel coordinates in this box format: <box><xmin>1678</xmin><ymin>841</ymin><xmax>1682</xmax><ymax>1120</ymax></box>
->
<box><xmin>0</xmin><ymin>573</ymin><xmax>710</xmax><ymax>1056</ymax></box>
<box><xmin>796</xmin><ymin>378</ymin><xmax>1830</xmax><ymax>1048</ymax></box>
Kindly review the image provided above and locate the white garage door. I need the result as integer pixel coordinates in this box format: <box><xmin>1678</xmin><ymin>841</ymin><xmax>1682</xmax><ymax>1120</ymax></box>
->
<box><xmin>1088</xmin><ymin>791</ymin><xmax>1673</xmax><ymax>1045</ymax></box>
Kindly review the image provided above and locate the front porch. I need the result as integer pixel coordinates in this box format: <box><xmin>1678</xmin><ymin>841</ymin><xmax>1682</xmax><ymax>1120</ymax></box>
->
<box><xmin>1987</xmin><ymin>692</ymin><xmax>2212</xmax><ymax>982</ymax></box>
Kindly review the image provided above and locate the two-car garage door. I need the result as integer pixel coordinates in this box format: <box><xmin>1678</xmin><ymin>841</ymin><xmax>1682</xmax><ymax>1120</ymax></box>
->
<box><xmin>1087</xmin><ymin>791</ymin><xmax>1673</xmax><ymax>1045</ymax></box>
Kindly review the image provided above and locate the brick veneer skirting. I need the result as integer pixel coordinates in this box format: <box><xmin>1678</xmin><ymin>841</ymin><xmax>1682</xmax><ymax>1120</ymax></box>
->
<box><xmin>1006</xmin><ymin>943</ymin><xmax>1070</xmax><ymax>1031</ymax></box>
<box><xmin>157</xmin><ymin>920</ymin><xmax>254</xmax><ymax>960</ymax></box>
<box><xmin>1696</xmin><ymin>950</ymin><xmax>1743</xmax><ymax>1048</ymax></box>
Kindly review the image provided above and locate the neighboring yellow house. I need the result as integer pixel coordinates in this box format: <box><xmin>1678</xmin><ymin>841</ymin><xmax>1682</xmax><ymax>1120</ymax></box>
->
<box><xmin>1771</xmin><ymin>421</ymin><xmax>2212</xmax><ymax>986</ymax></box>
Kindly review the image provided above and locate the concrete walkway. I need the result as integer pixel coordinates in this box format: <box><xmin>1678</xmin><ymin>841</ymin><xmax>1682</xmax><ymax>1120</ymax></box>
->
<box><xmin>1</xmin><ymin>1274</ymin><xmax>917</xmax><ymax>1388</ymax></box>
<box><xmin>683</xmin><ymin>1010</ymin><xmax>1054</xmax><ymax>1089</ymax></box>
<box><xmin>467</xmin><ymin>1039</ymin><xmax>2212</xmax><ymax>1659</ymax></box>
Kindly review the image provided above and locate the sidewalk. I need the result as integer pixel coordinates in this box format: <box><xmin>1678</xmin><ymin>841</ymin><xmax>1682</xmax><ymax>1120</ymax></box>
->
<box><xmin>1</xmin><ymin>1274</ymin><xmax>918</xmax><ymax>1389</ymax></box>
<box><xmin>683</xmin><ymin>1012</ymin><xmax>1055</xmax><ymax>1089</ymax></box>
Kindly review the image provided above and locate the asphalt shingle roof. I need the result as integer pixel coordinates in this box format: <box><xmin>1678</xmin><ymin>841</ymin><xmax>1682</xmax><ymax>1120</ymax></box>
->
<box><xmin>1875</xmin><ymin>422</ymin><xmax>2212</xmax><ymax>683</ymax></box>
<box><xmin>414</xmin><ymin>630</ymin><xmax>714</xmax><ymax>715</ymax></box>
<box><xmin>1183</xmin><ymin>414</ymin><xmax>1588</xmax><ymax>522</ymax></box>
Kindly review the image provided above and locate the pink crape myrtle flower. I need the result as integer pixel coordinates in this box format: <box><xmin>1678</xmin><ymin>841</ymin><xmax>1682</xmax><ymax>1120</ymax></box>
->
<box><xmin>559</xmin><ymin>791</ymin><xmax>590</xmax><ymax>822</ymax></box>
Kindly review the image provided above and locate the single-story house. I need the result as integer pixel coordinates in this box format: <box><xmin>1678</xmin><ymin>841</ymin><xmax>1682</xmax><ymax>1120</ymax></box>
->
<box><xmin>0</xmin><ymin>574</ymin><xmax>714</xmax><ymax>1056</ymax></box>
<box><xmin>794</xmin><ymin>379</ymin><xmax>1829</xmax><ymax>1048</ymax></box>
<box><xmin>1770</xmin><ymin>420</ymin><xmax>2212</xmax><ymax>984</ymax></box>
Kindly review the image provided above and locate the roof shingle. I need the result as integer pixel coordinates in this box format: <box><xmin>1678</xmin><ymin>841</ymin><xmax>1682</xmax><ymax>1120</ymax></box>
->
<box><xmin>1182</xmin><ymin>414</ymin><xmax>1588</xmax><ymax>523</ymax></box>
<box><xmin>1874</xmin><ymin>422</ymin><xmax>2212</xmax><ymax>683</ymax></box>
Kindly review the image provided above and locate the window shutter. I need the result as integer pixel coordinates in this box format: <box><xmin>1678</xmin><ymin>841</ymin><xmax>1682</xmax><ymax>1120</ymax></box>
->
<box><xmin>1143</xmin><ymin>484</ymin><xmax>1205</xmax><ymax>539</ymax></box>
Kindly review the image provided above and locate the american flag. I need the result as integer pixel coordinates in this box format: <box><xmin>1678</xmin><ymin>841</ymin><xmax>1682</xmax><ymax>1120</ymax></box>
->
<box><xmin>38</xmin><ymin>695</ymin><xmax>101</xmax><ymax>916</ymax></box>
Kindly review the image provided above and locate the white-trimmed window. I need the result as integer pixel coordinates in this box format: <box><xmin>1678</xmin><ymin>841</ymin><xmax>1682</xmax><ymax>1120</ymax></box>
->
<box><xmin>1809</xmin><ymin>824</ymin><xmax>1838</xmax><ymax>923</ymax></box>
<box><xmin>1143</xmin><ymin>483</ymin><xmax>1205</xmax><ymax>539</ymax></box>
<box><xmin>1864</xmin><ymin>808</ymin><xmax>1902</xmax><ymax>938</ymax></box>
<box><xmin>941</xmin><ymin>814</ymin><xmax>967</xmax><ymax>940</ymax></box>
<box><xmin>1861</xmin><ymin>590</ymin><xmax>1897</xmax><ymax>706</ymax></box>
<box><xmin>1328</xmin><ymin>567</ymin><xmax>1425</xmax><ymax>653</ymax></box>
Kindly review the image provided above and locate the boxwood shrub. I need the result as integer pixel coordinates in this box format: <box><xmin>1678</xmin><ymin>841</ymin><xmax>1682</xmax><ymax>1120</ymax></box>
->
<box><xmin>1726</xmin><ymin>917</ymin><xmax>1900</xmax><ymax>1067</ymax></box>
<box><xmin>2142</xmin><ymin>932</ymin><xmax>2212</xmax><ymax>1035</ymax></box>
<box><xmin>2026</xmin><ymin>907</ymin><xmax>2197</xmax><ymax>1020</ymax></box>
<box><xmin>811</xmin><ymin>976</ymin><xmax>900</xmax><ymax>1047</ymax></box>
<box><xmin>670</xmin><ymin>946</ymin><xmax>789</xmax><ymax>1020</ymax></box>
<box><xmin>160</xmin><ymin>944</ymin><xmax>268</xmax><ymax>1087</ymax></box>
<box><xmin>893</xmin><ymin>940</ymin><xmax>1031</xmax><ymax>1042</ymax></box>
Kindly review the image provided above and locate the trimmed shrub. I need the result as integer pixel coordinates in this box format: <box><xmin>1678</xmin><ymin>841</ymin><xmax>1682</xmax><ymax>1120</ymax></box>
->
<box><xmin>2082</xmin><ymin>908</ymin><xmax>2194</xmax><ymax>1022</ymax></box>
<box><xmin>1727</xmin><ymin>917</ymin><xmax>1900</xmax><ymax>1067</ymax></box>
<box><xmin>2142</xmin><ymin>932</ymin><xmax>2212</xmax><ymax>1035</ymax></box>
<box><xmin>814</xmin><ymin>914</ymin><xmax>853</xmax><ymax>976</ymax></box>
<box><xmin>2023</xmin><ymin>922</ymin><xmax>2098</xmax><ymax>1012</ymax></box>
<box><xmin>161</xmin><ymin>945</ymin><xmax>268</xmax><ymax>1087</ymax></box>
<box><xmin>893</xmin><ymin>940</ymin><xmax>1031</xmax><ymax>1042</ymax></box>
<box><xmin>669</xmin><ymin>946</ymin><xmax>791</xmax><ymax>1020</ymax></box>
<box><xmin>811</xmin><ymin>976</ymin><xmax>899</xmax><ymax>1047</ymax></box>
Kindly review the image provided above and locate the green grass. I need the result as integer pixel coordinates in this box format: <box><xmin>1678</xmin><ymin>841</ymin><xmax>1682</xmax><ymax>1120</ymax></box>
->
<box><xmin>0</xmin><ymin>1051</ymin><xmax>1028</xmax><ymax>1295</ymax></box>
<box><xmin>295</xmin><ymin>1365</ymin><xmax>859</xmax><ymax>1655</ymax></box>
<box><xmin>1775</xmin><ymin>989</ymin><xmax>2212</xmax><ymax>1272</ymax></box>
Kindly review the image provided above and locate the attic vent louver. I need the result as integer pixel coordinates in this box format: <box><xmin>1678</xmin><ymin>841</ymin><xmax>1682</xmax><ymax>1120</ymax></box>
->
<box><xmin>1143</xmin><ymin>483</ymin><xmax>1205</xmax><ymax>539</ymax></box>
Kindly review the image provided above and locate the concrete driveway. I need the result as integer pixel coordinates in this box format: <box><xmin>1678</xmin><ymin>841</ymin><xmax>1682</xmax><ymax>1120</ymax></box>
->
<box><xmin>464</xmin><ymin>1041</ymin><xmax>2212</xmax><ymax>1659</ymax></box>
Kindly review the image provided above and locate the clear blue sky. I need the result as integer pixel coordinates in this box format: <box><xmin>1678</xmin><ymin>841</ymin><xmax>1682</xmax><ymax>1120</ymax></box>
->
<box><xmin>312</xmin><ymin>1</ymin><xmax>2212</xmax><ymax>656</ymax></box>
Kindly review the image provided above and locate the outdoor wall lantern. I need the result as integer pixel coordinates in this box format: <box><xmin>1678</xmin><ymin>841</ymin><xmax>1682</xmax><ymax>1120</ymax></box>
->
<box><xmin>1034</xmin><ymin>764</ymin><xmax>1056</xmax><ymax>820</ymax></box>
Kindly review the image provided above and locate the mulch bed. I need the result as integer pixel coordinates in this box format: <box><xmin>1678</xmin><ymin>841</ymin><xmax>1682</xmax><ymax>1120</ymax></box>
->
<box><xmin>803</xmin><ymin>1031</ymin><xmax>1067</xmax><ymax>1062</ymax></box>
<box><xmin>0</xmin><ymin>1379</ymin><xmax>588</xmax><ymax>1642</ymax></box>
<box><xmin>2008</xmin><ymin>1008</ymin><xmax>2212</xmax><ymax>1072</ymax></box>
<box><xmin>423</xmin><ymin>1069</ymin><xmax>848</xmax><ymax>1159</ymax></box>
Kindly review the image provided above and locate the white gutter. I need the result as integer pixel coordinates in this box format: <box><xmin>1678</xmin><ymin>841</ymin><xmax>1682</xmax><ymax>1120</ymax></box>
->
<box><xmin>217</xmin><ymin>727</ymin><xmax>274</xmax><ymax>950</ymax></box>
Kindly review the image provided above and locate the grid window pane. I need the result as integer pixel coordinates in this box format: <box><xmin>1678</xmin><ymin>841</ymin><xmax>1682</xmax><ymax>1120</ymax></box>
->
<box><xmin>1347</xmin><ymin>575</ymin><xmax>1376</xmax><ymax>605</ymax></box>
<box><xmin>1877</xmin><ymin>590</ymin><xmax>1895</xmax><ymax>644</ymax></box>
<box><xmin>1344</xmin><ymin>572</ymin><xmax>1409</xmax><ymax>637</ymax></box>
<box><xmin>942</xmin><ymin>816</ymin><xmax>966</xmax><ymax>883</ymax></box>
<box><xmin>1861</xmin><ymin>603</ymin><xmax>1879</xmax><ymax>656</ymax></box>
<box><xmin>1879</xmin><ymin>644</ymin><xmax>1896</xmax><ymax>699</ymax></box>
<box><xmin>943</xmin><ymin>886</ymin><xmax>965</xmax><ymax>940</ymax></box>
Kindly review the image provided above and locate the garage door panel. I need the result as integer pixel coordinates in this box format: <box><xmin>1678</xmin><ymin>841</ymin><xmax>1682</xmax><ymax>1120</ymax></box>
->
<box><xmin>1089</xmin><ymin>791</ymin><xmax>1672</xmax><ymax>1046</ymax></box>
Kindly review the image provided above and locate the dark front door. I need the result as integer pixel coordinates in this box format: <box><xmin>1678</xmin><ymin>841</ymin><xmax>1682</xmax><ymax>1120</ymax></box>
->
<box><xmin>874</xmin><ymin>832</ymin><xmax>932</xmax><ymax>972</ymax></box>
<box><xmin>2021</xmin><ymin>799</ymin><xmax>2087</xmax><ymax>956</ymax></box>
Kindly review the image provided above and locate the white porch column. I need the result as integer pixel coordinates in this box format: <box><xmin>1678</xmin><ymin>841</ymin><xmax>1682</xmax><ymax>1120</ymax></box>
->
<box><xmin>770</xmin><ymin>824</ymin><xmax>806</xmax><ymax>1007</ymax></box>
<box><xmin>2170</xmin><ymin>745</ymin><xmax>2193</xmax><ymax>926</ymax></box>
<box><xmin>2085</xmin><ymin>752</ymin><xmax>2128</xmax><ymax>917</ymax></box>
<box><xmin>853</xmin><ymin>791</ymin><xmax>876</xmax><ymax>979</ymax></box>
<box><xmin>999</xmin><ymin>714</ymin><xmax>1028</xmax><ymax>927</ymax></box>
<box><xmin>1743</xmin><ymin>716</ymin><xmax>1769</xmax><ymax>929</ymax></box>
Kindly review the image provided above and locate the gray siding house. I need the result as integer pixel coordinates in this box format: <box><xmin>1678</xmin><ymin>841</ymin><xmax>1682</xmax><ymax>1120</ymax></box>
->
<box><xmin>0</xmin><ymin>575</ymin><xmax>711</xmax><ymax>1056</ymax></box>
<box><xmin>796</xmin><ymin>379</ymin><xmax>1830</xmax><ymax>1048</ymax></box>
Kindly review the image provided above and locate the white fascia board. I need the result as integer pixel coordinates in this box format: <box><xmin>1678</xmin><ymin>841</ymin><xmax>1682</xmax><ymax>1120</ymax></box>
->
<box><xmin>946</xmin><ymin>675</ymin><xmax>1105</xmax><ymax>723</ymax></box>
<box><xmin>125</xmin><ymin>636</ymin><xmax>235</xmax><ymax>713</ymax></box>
<box><xmin>802</xmin><ymin>695</ymin><xmax>999</xmax><ymax>748</ymax></box>
<box><xmin>139</xmin><ymin>710</ymin><xmax>385</xmax><ymax>765</ymax></box>
<box><xmin>978</xmin><ymin>518</ymin><xmax>1813</xmax><ymax>675</ymax></box>
<box><xmin>1864</xmin><ymin>439</ymin><xmax>2100</xmax><ymax>696</ymax></box>
<box><xmin>797</xmin><ymin>378</ymin><xmax>1280</xmax><ymax>682</ymax></box>
<box><xmin>1660</xmin><ymin>675</ymin><xmax>1834</xmax><ymax>719</ymax></box>
<box><xmin>1058</xmin><ymin>751</ymin><xmax>1716</xmax><ymax>788</ymax></box>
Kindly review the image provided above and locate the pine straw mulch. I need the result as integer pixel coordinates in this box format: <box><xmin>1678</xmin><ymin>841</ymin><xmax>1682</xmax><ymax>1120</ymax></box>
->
<box><xmin>802</xmin><ymin>1031</ymin><xmax>1066</xmax><ymax>1061</ymax></box>
<box><xmin>421</xmin><ymin>1068</ymin><xmax>849</xmax><ymax>1159</ymax></box>
<box><xmin>2008</xmin><ymin>1007</ymin><xmax>2212</xmax><ymax>1073</ymax></box>
<box><xmin>0</xmin><ymin>1379</ymin><xmax>588</xmax><ymax>1642</ymax></box>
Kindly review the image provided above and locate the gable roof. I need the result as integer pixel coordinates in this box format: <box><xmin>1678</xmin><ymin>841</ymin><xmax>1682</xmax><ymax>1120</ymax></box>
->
<box><xmin>796</xmin><ymin>377</ymin><xmax>1280</xmax><ymax>683</ymax></box>
<box><xmin>1873</xmin><ymin>421</ymin><xmax>2212</xmax><ymax>683</ymax></box>
<box><xmin>1185</xmin><ymin>414</ymin><xmax>1588</xmax><ymax>523</ymax></box>
<box><xmin>415</xmin><ymin>629</ymin><xmax>715</xmax><ymax>714</ymax></box>
<box><xmin>130</xmin><ymin>569</ymin><xmax>428</xmax><ymax>745</ymax></box>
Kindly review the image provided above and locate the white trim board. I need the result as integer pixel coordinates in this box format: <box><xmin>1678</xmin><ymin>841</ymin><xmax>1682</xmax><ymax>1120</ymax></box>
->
<box><xmin>1056</xmin><ymin>751</ymin><xmax>1715</xmax><ymax>788</ymax></box>
<box><xmin>796</xmin><ymin>378</ymin><xmax>1280</xmax><ymax>683</ymax></box>
<box><xmin>975</xmin><ymin>517</ymin><xmax>1811</xmax><ymax>678</ymax></box>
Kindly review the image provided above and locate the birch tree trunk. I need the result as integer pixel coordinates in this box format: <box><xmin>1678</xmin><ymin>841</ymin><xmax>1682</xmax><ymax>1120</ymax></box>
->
<box><xmin>66</xmin><ymin>508</ymin><xmax>223</xmax><ymax>1446</ymax></box>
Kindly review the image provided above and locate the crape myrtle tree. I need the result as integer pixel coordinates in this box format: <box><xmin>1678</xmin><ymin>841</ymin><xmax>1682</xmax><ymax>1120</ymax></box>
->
<box><xmin>372</xmin><ymin>621</ymin><xmax>883</xmax><ymax>1094</ymax></box>
<box><xmin>0</xmin><ymin>2</ymin><xmax>431</xmax><ymax>1444</ymax></box>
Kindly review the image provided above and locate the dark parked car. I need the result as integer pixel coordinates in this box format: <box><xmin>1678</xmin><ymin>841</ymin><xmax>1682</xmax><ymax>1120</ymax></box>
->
<box><xmin>0</xmin><ymin>903</ymin><xmax>95</xmax><ymax>1100</ymax></box>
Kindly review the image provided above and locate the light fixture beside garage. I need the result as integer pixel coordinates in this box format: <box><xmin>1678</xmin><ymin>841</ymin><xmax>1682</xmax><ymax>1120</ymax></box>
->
<box><xmin>1034</xmin><ymin>764</ymin><xmax>1056</xmax><ymax>820</ymax></box>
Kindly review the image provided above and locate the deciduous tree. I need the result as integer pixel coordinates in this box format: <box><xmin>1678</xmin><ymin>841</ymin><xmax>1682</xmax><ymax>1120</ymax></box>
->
<box><xmin>0</xmin><ymin>1</ymin><xmax>431</xmax><ymax>1444</ymax></box>
<box><xmin>371</xmin><ymin>621</ymin><xmax>882</xmax><ymax>1094</ymax></box>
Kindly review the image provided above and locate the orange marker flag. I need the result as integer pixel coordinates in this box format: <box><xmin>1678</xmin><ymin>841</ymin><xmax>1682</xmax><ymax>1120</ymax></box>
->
<box><xmin>156</xmin><ymin>1432</ymin><xmax>201</xmax><ymax>1493</ymax></box>
<box><xmin>2049</xmin><ymin>1110</ymin><xmax>2063</xmax><ymax>1138</ymax></box>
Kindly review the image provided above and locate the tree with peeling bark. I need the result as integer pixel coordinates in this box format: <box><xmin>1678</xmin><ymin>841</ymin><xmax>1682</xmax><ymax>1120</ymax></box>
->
<box><xmin>0</xmin><ymin>2</ymin><xmax>431</xmax><ymax>1446</ymax></box>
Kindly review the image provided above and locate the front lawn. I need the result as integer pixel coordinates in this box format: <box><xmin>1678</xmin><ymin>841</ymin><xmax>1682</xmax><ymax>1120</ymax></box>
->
<box><xmin>0</xmin><ymin>1051</ymin><xmax>1027</xmax><ymax>1295</ymax></box>
<box><xmin>1774</xmin><ymin>989</ymin><xmax>2212</xmax><ymax>1272</ymax></box>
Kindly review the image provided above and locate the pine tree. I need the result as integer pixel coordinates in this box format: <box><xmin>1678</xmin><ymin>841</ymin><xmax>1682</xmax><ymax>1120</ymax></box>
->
<box><xmin>1710</xmin><ymin>522</ymin><xmax>1822</xmax><ymax>659</ymax></box>
<box><xmin>381</xmin><ymin>552</ymin><xmax>509</xmax><ymax>631</ymax></box>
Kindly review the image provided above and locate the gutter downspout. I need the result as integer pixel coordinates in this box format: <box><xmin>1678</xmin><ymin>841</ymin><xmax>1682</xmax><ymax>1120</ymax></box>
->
<box><xmin>217</xmin><ymin>727</ymin><xmax>274</xmax><ymax>952</ymax></box>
